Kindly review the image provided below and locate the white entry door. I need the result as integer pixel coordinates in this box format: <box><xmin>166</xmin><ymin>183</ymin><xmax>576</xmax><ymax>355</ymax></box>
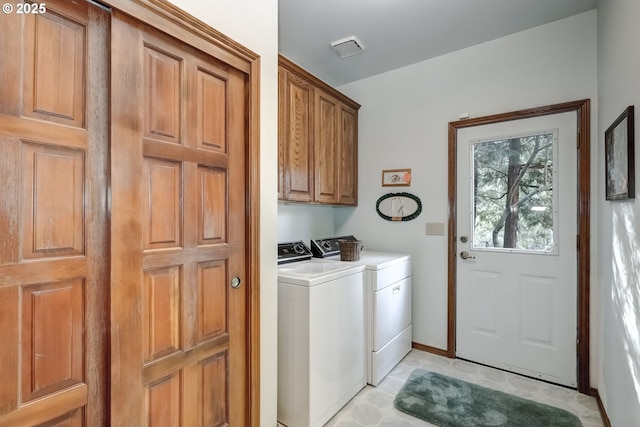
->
<box><xmin>456</xmin><ymin>112</ymin><xmax>577</xmax><ymax>387</ymax></box>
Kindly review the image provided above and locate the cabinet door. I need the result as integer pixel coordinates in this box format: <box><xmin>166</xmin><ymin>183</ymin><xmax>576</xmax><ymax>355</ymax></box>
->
<box><xmin>339</xmin><ymin>103</ymin><xmax>358</xmax><ymax>205</ymax></box>
<box><xmin>315</xmin><ymin>91</ymin><xmax>340</xmax><ymax>204</ymax></box>
<box><xmin>280</xmin><ymin>67</ymin><xmax>314</xmax><ymax>202</ymax></box>
<box><xmin>278</xmin><ymin>68</ymin><xmax>285</xmax><ymax>199</ymax></box>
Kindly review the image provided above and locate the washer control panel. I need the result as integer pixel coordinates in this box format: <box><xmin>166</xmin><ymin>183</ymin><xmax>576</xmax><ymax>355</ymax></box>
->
<box><xmin>277</xmin><ymin>241</ymin><xmax>312</xmax><ymax>264</ymax></box>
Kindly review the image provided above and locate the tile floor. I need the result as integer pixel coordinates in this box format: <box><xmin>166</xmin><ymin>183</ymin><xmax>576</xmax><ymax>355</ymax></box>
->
<box><xmin>321</xmin><ymin>349</ymin><xmax>604</xmax><ymax>427</ymax></box>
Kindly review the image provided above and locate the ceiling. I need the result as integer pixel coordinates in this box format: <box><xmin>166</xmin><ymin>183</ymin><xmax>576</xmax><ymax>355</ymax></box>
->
<box><xmin>278</xmin><ymin>0</ymin><xmax>597</xmax><ymax>87</ymax></box>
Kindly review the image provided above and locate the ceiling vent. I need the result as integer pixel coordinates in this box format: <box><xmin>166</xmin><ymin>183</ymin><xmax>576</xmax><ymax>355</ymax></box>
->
<box><xmin>330</xmin><ymin>36</ymin><xmax>365</xmax><ymax>59</ymax></box>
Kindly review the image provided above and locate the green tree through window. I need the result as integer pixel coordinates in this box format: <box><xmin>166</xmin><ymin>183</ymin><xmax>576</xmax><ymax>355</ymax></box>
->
<box><xmin>472</xmin><ymin>131</ymin><xmax>556</xmax><ymax>252</ymax></box>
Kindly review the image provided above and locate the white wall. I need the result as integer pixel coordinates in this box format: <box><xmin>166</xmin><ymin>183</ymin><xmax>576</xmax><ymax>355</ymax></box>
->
<box><xmin>335</xmin><ymin>11</ymin><xmax>598</xmax><ymax>355</ymax></box>
<box><xmin>596</xmin><ymin>0</ymin><xmax>640</xmax><ymax>424</ymax></box>
<box><xmin>278</xmin><ymin>203</ymin><xmax>336</xmax><ymax>243</ymax></box>
<box><xmin>165</xmin><ymin>1</ymin><xmax>279</xmax><ymax>425</ymax></box>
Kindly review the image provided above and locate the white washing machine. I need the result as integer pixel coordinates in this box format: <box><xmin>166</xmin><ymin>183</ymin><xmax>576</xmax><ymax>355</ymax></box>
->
<box><xmin>277</xmin><ymin>242</ymin><xmax>366</xmax><ymax>427</ymax></box>
<box><xmin>311</xmin><ymin>237</ymin><xmax>412</xmax><ymax>386</ymax></box>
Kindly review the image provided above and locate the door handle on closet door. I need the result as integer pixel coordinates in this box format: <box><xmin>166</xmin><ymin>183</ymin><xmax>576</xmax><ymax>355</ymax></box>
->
<box><xmin>231</xmin><ymin>276</ymin><xmax>242</xmax><ymax>288</ymax></box>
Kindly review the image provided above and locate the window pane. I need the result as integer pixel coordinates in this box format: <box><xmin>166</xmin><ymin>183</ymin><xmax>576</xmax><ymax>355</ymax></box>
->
<box><xmin>471</xmin><ymin>131</ymin><xmax>557</xmax><ymax>253</ymax></box>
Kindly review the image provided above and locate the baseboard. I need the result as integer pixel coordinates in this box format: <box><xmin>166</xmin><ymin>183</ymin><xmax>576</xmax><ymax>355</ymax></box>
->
<box><xmin>412</xmin><ymin>341</ymin><xmax>451</xmax><ymax>358</ymax></box>
<box><xmin>590</xmin><ymin>388</ymin><xmax>612</xmax><ymax>427</ymax></box>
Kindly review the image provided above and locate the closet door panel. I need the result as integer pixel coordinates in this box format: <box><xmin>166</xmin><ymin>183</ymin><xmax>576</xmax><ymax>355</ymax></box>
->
<box><xmin>0</xmin><ymin>2</ymin><xmax>109</xmax><ymax>426</ymax></box>
<box><xmin>111</xmin><ymin>12</ymin><xmax>250</xmax><ymax>426</ymax></box>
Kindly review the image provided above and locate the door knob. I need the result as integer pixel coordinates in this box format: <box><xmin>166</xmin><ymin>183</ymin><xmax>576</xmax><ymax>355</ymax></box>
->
<box><xmin>459</xmin><ymin>251</ymin><xmax>476</xmax><ymax>260</ymax></box>
<box><xmin>231</xmin><ymin>276</ymin><xmax>241</xmax><ymax>289</ymax></box>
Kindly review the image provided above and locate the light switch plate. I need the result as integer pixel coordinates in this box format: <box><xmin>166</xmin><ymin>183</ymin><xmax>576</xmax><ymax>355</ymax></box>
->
<box><xmin>426</xmin><ymin>222</ymin><xmax>445</xmax><ymax>236</ymax></box>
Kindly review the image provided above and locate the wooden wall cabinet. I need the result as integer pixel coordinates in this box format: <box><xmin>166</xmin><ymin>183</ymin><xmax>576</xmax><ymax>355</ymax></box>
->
<box><xmin>279</xmin><ymin>55</ymin><xmax>360</xmax><ymax>206</ymax></box>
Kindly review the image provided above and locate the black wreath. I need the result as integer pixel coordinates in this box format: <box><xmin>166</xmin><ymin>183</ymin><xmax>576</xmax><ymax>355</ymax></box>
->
<box><xmin>375</xmin><ymin>192</ymin><xmax>422</xmax><ymax>221</ymax></box>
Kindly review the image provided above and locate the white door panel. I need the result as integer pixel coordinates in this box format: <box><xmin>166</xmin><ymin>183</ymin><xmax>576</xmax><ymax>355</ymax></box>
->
<box><xmin>456</xmin><ymin>112</ymin><xmax>577</xmax><ymax>387</ymax></box>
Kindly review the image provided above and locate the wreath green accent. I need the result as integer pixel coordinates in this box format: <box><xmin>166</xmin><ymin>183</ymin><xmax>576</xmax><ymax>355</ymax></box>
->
<box><xmin>375</xmin><ymin>192</ymin><xmax>422</xmax><ymax>221</ymax></box>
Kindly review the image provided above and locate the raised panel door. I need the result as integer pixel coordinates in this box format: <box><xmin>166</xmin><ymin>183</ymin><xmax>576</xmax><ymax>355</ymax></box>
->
<box><xmin>0</xmin><ymin>1</ymin><xmax>109</xmax><ymax>425</ymax></box>
<box><xmin>456</xmin><ymin>113</ymin><xmax>578</xmax><ymax>387</ymax></box>
<box><xmin>278</xmin><ymin>68</ymin><xmax>285</xmax><ymax>199</ymax></box>
<box><xmin>110</xmin><ymin>12</ymin><xmax>249</xmax><ymax>426</ymax></box>
<box><xmin>314</xmin><ymin>92</ymin><xmax>340</xmax><ymax>204</ymax></box>
<box><xmin>279</xmin><ymin>67</ymin><xmax>314</xmax><ymax>202</ymax></box>
<box><xmin>339</xmin><ymin>104</ymin><xmax>358</xmax><ymax>206</ymax></box>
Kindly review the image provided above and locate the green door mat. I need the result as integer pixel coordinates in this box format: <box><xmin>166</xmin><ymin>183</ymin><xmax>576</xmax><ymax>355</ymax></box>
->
<box><xmin>394</xmin><ymin>369</ymin><xmax>582</xmax><ymax>427</ymax></box>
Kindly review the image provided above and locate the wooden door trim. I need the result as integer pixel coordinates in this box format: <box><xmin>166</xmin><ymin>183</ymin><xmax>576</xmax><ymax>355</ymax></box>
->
<box><xmin>447</xmin><ymin>99</ymin><xmax>591</xmax><ymax>394</ymax></box>
<box><xmin>104</xmin><ymin>0</ymin><xmax>257</xmax><ymax>72</ymax></box>
<box><xmin>248</xmin><ymin>56</ymin><xmax>262</xmax><ymax>426</ymax></box>
<box><xmin>104</xmin><ymin>0</ymin><xmax>261</xmax><ymax>423</ymax></box>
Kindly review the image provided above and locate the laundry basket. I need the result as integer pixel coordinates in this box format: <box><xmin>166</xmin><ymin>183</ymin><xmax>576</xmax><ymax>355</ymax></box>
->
<box><xmin>339</xmin><ymin>240</ymin><xmax>362</xmax><ymax>261</ymax></box>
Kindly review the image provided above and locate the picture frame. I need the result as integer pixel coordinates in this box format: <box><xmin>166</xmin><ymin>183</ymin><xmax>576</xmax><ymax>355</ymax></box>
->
<box><xmin>382</xmin><ymin>168</ymin><xmax>412</xmax><ymax>186</ymax></box>
<box><xmin>605</xmin><ymin>106</ymin><xmax>635</xmax><ymax>201</ymax></box>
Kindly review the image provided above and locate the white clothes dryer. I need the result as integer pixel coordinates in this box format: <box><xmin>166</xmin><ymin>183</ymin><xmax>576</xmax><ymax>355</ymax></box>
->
<box><xmin>311</xmin><ymin>237</ymin><xmax>412</xmax><ymax>386</ymax></box>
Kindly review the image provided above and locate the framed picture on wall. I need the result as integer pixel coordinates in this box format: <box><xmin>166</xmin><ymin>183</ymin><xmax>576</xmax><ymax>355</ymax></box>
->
<box><xmin>382</xmin><ymin>168</ymin><xmax>412</xmax><ymax>186</ymax></box>
<box><xmin>605</xmin><ymin>105</ymin><xmax>635</xmax><ymax>200</ymax></box>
